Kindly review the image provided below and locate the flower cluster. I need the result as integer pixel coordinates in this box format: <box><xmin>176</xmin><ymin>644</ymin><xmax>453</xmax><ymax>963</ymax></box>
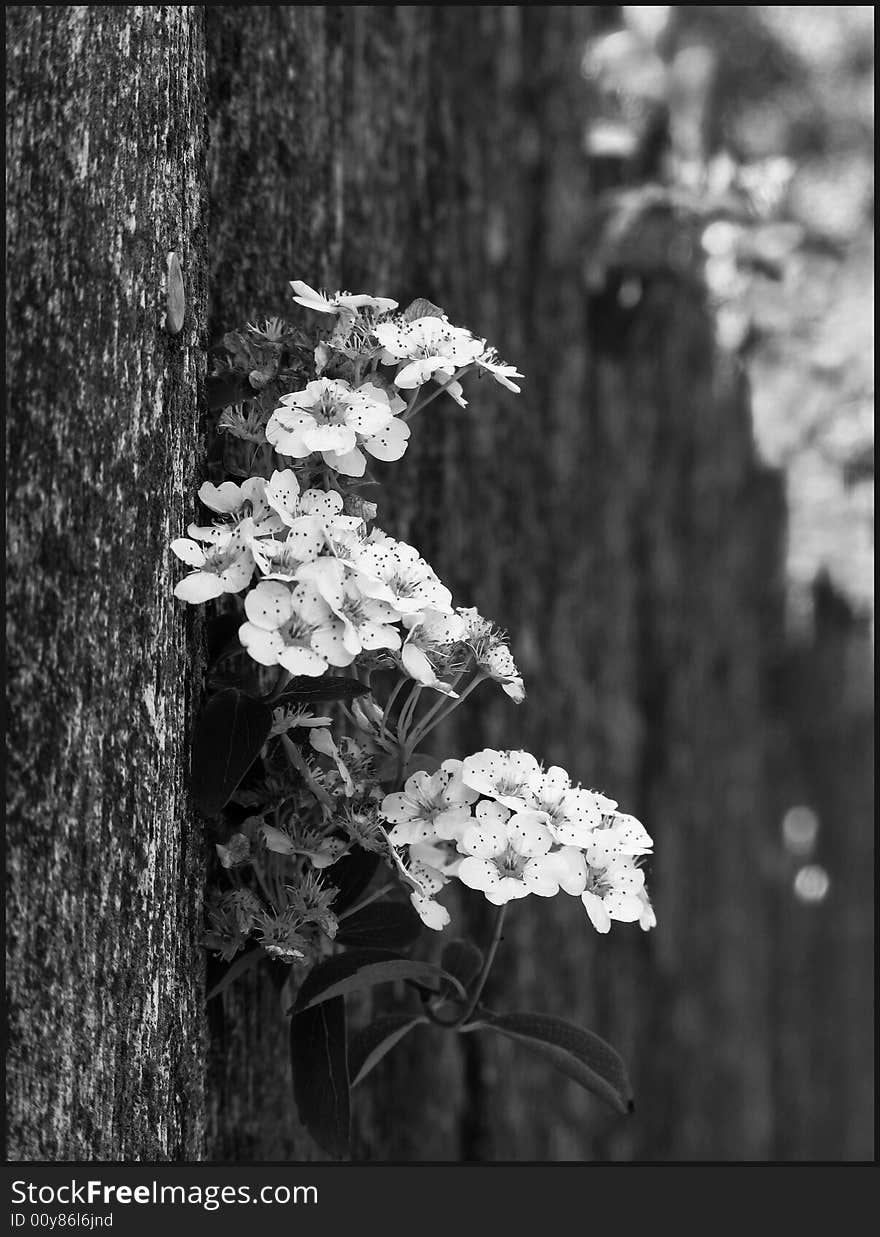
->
<box><xmin>380</xmin><ymin>751</ymin><xmax>654</xmax><ymax>933</ymax></box>
<box><xmin>173</xmin><ymin>276</ymin><xmax>654</xmax><ymax>972</ymax></box>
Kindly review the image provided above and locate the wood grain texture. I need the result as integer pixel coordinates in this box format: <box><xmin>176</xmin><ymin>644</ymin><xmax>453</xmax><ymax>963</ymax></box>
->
<box><xmin>6</xmin><ymin>6</ymin><xmax>207</xmax><ymax>1160</ymax></box>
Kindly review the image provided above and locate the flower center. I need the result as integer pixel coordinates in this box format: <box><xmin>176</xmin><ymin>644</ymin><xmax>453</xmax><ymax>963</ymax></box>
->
<box><xmin>279</xmin><ymin>615</ymin><xmax>313</xmax><ymax>644</ymax></box>
<box><xmin>493</xmin><ymin>847</ymin><xmax>527</xmax><ymax>881</ymax></box>
<box><xmin>314</xmin><ymin>392</ymin><xmax>348</xmax><ymax>425</ymax></box>
<box><xmin>584</xmin><ymin>867</ymin><xmax>613</xmax><ymax>898</ymax></box>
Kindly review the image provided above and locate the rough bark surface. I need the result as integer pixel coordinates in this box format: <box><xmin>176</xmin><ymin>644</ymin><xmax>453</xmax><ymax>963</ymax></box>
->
<box><xmin>6</xmin><ymin>6</ymin><xmax>207</xmax><ymax>1160</ymax></box>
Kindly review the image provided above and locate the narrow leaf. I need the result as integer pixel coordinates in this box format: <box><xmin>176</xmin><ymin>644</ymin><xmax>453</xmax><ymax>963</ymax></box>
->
<box><xmin>349</xmin><ymin>1015</ymin><xmax>428</xmax><ymax>1087</ymax></box>
<box><xmin>336</xmin><ymin>900</ymin><xmax>423</xmax><ymax>950</ymax></box>
<box><xmin>191</xmin><ymin>688</ymin><xmax>273</xmax><ymax>816</ymax></box>
<box><xmin>291</xmin><ymin>950</ymin><xmax>466</xmax><ymax>1014</ymax></box>
<box><xmin>205</xmin><ymin>946</ymin><xmax>265</xmax><ymax>1001</ymax></box>
<box><xmin>275</xmin><ymin>677</ymin><xmax>371</xmax><ymax>706</ymax></box>
<box><xmin>290</xmin><ymin>997</ymin><xmax>350</xmax><ymax>1158</ymax></box>
<box><xmin>470</xmin><ymin>1012</ymin><xmax>634</xmax><ymax>1116</ymax></box>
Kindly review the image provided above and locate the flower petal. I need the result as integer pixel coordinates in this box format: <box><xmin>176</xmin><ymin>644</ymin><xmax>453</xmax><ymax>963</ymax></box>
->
<box><xmin>174</xmin><ymin>572</ymin><xmax>225</xmax><ymax>603</ymax></box>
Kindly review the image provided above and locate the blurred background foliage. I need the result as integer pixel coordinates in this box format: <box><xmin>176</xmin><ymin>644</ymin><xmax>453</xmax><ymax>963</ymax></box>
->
<box><xmin>584</xmin><ymin>5</ymin><xmax>873</xmax><ymax>626</ymax></box>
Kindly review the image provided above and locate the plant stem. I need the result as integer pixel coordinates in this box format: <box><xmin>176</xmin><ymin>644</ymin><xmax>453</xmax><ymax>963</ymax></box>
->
<box><xmin>281</xmin><ymin>733</ymin><xmax>334</xmax><ymax>813</ymax></box>
<box><xmin>404</xmin><ymin>670</ymin><xmax>464</xmax><ymax>747</ymax></box>
<box><xmin>337</xmin><ymin>881</ymin><xmax>395</xmax><ymax>922</ymax></box>
<box><xmin>430</xmin><ymin>903</ymin><xmax>508</xmax><ymax>1031</ymax></box>
<box><xmin>380</xmin><ymin>675</ymin><xmax>407</xmax><ymax>737</ymax></box>
<box><xmin>403</xmin><ymin>364</ymin><xmax>477</xmax><ymax>422</ymax></box>
<box><xmin>407</xmin><ymin>671</ymin><xmax>487</xmax><ymax>750</ymax></box>
<box><xmin>396</xmin><ymin>682</ymin><xmax>422</xmax><ymax>743</ymax></box>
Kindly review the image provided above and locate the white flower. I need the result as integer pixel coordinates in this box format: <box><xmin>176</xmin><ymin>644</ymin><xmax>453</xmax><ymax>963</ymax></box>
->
<box><xmin>409</xmin><ymin>839</ymin><xmax>464</xmax><ymax>879</ymax></box>
<box><xmin>253</xmin><ymin>471</ymin><xmax>360</xmax><ymax>578</ymax></box>
<box><xmin>380</xmin><ymin>827</ymin><xmax>452</xmax><ymax>930</ymax></box>
<box><xmin>266</xmin><ymin>378</ymin><xmax>393</xmax><ymax>477</ymax></box>
<box><xmin>637</xmin><ymin>887</ymin><xmax>657</xmax><ymax>931</ymax></box>
<box><xmin>295</xmin><ymin>559</ymin><xmax>402</xmax><ymax>661</ymax></box>
<box><xmin>409</xmin><ymin>889</ymin><xmax>451</xmax><ymax>931</ymax></box>
<box><xmin>583</xmin><ymin>812</ymin><xmax>653</xmax><ymax>868</ymax></box>
<box><xmin>238</xmin><ymin>579</ymin><xmax>338</xmax><ymax>675</ymax></box>
<box><xmin>400</xmin><ymin>610</ymin><xmax>467</xmax><ymax>694</ymax></box>
<box><xmin>352</xmin><ymin>536</ymin><xmax>452</xmax><ymax>616</ymax></box>
<box><xmin>460</xmin><ymin>749</ymin><xmax>542</xmax><ymax>812</ymax></box>
<box><xmin>508</xmin><ymin>764</ymin><xmax>615</xmax><ymax>849</ymax></box>
<box><xmin>374</xmin><ymin>316</ymin><xmax>484</xmax><ymax>391</ymax></box>
<box><xmin>172</xmin><ymin>533</ymin><xmax>255</xmax><ymax>603</ymax></box>
<box><xmin>187</xmin><ymin>476</ymin><xmax>283</xmax><ymax>546</ymax></box>
<box><xmin>381</xmin><ymin>759</ymin><xmax>479</xmax><ymax>846</ymax></box>
<box><xmin>483</xmin><ymin>643</ymin><xmax>525</xmax><ymax>702</ymax></box>
<box><xmin>290</xmin><ymin>279</ymin><xmax>398</xmax><ymax>316</ymax></box>
<box><xmin>581</xmin><ymin>856</ymin><xmax>646</xmax><ymax>934</ymax></box>
<box><xmin>354</xmin><ymin>382</ymin><xmax>411</xmax><ymax>464</ymax></box>
<box><xmin>456</xmin><ymin>608</ymin><xmax>524</xmax><ymax>701</ymax></box>
<box><xmin>476</xmin><ymin>349</ymin><xmax>524</xmax><ymax>393</ymax></box>
<box><xmin>456</xmin><ymin>802</ymin><xmax>576</xmax><ymax>905</ymax></box>
<box><xmin>546</xmin><ymin>785</ymin><xmax>618</xmax><ymax>848</ymax></box>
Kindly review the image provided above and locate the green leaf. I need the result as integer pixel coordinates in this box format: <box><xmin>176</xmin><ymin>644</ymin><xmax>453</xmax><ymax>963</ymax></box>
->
<box><xmin>191</xmin><ymin>688</ymin><xmax>273</xmax><ymax>816</ymax></box>
<box><xmin>335</xmin><ymin>901</ymin><xmax>423</xmax><ymax>950</ymax></box>
<box><xmin>348</xmin><ymin>1015</ymin><xmax>428</xmax><ymax>1087</ymax></box>
<box><xmin>468</xmin><ymin>1012</ymin><xmax>634</xmax><ymax>1116</ymax></box>
<box><xmin>274</xmin><ymin>677</ymin><xmax>371</xmax><ymax>706</ymax></box>
<box><xmin>290</xmin><ymin>996</ymin><xmax>350</xmax><ymax>1158</ymax></box>
<box><xmin>440</xmin><ymin>939</ymin><xmax>484</xmax><ymax>992</ymax></box>
<box><xmin>291</xmin><ymin>950</ymin><xmax>466</xmax><ymax>1014</ymax></box>
<box><xmin>205</xmin><ymin>946</ymin><xmax>265</xmax><ymax>1001</ymax></box>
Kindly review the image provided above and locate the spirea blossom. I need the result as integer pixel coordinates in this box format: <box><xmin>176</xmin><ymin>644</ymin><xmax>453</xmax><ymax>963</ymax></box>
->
<box><xmin>381</xmin><ymin>746</ymin><xmax>655</xmax><ymax>932</ymax></box>
<box><xmin>374</xmin><ymin>316</ymin><xmax>485</xmax><ymax>393</ymax></box>
<box><xmin>174</xmin><ymin>275</ymin><xmax>652</xmax><ymax>985</ymax></box>
<box><xmin>267</xmin><ymin>378</ymin><xmax>401</xmax><ymax>477</ymax></box>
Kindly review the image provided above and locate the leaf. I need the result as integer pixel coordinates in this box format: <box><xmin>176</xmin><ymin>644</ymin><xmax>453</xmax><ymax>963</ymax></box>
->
<box><xmin>440</xmin><ymin>939</ymin><xmax>484</xmax><ymax>992</ymax></box>
<box><xmin>290</xmin><ymin>997</ymin><xmax>350</xmax><ymax>1158</ymax></box>
<box><xmin>329</xmin><ymin>849</ymin><xmax>382</xmax><ymax>915</ymax></box>
<box><xmin>402</xmin><ymin>297</ymin><xmax>446</xmax><ymax>321</ymax></box>
<box><xmin>205</xmin><ymin>946</ymin><xmax>265</xmax><ymax>1001</ymax></box>
<box><xmin>348</xmin><ymin>1015</ymin><xmax>428</xmax><ymax>1087</ymax></box>
<box><xmin>191</xmin><ymin>688</ymin><xmax>273</xmax><ymax>816</ymax></box>
<box><xmin>291</xmin><ymin>950</ymin><xmax>466</xmax><ymax>1014</ymax></box>
<box><xmin>335</xmin><ymin>901</ymin><xmax>423</xmax><ymax>950</ymax></box>
<box><xmin>469</xmin><ymin>1012</ymin><xmax>634</xmax><ymax>1116</ymax></box>
<box><xmin>275</xmin><ymin>677</ymin><xmax>371</xmax><ymax>706</ymax></box>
